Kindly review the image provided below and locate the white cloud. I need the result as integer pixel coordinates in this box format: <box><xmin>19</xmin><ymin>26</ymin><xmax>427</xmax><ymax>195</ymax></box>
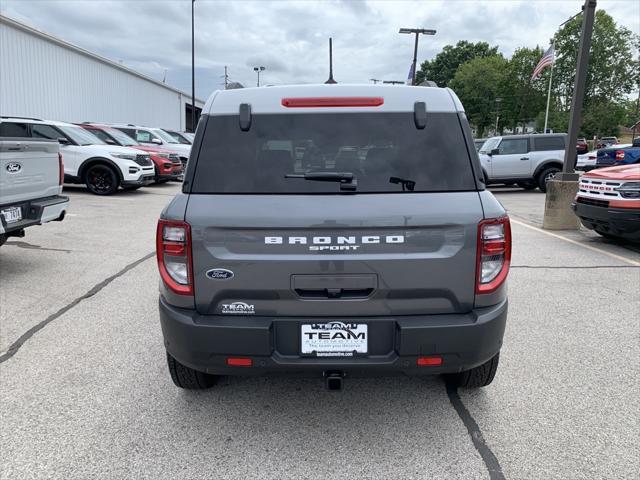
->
<box><xmin>1</xmin><ymin>0</ymin><xmax>638</xmax><ymax>99</ymax></box>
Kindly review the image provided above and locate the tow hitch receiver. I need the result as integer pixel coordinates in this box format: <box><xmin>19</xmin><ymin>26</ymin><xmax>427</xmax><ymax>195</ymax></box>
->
<box><xmin>324</xmin><ymin>371</ymin><xmax>345</xmax><ymax>391</ymax></box>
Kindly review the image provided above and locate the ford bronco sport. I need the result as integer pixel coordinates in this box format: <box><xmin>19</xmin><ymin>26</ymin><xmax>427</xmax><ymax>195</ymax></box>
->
<box><xmin>157</xmin><ymin>85</ymin><xmax>510</xmax><ymax>390</ymax></box>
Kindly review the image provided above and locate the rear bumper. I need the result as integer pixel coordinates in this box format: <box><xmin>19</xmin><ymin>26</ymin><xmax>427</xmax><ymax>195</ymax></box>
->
<box><xmin>572</xmin><ymin>201</ymin><xmax>640</xmax><ymax>240</ymax></box>
<box><xmin>0</xmin><ymin>195</ymin><xmax>68</xmax><ymax>235</ymax></box>
<box><xmin>159</xmin><ymin>296</ymin><xmax>508</xmax><ymax>377</ymax></box>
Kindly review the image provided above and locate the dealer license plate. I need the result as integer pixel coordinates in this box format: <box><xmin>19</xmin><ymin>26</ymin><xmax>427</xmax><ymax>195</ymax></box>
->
<box><xmin>301</xmin><ymin>322</ymin><xmax>368</xmax><ymax>357</ymax></box>
<box><xmin>1</xmin><ymin>206</ymin><xmax>22</xmax><ymax>224</ymax></box>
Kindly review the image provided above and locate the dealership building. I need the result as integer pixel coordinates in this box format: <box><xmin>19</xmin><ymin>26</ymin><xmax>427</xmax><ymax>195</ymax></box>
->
<box><xmin>0</xmin><ymin>14</ymin><xmax>204</xmax><ymax>131</ymax></box>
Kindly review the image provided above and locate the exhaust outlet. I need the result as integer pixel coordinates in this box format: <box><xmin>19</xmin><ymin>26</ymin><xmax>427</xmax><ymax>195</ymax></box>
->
<box><xmin>324</xmin><ymin>371</ymin><xmax>344</xmax><ymax>391</ymax></box>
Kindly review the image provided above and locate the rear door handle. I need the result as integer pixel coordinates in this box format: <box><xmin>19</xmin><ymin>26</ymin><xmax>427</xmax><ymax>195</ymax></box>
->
<box><xmin>520</xmin><ymin>157</ymin><xmax>529</xmax><ymax>160</ymax></box>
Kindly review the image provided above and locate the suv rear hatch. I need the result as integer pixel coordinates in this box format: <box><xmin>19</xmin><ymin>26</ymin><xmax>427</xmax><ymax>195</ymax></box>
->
<box><xmin>186</xmin><ymin>110</ymin><xmax>483</xmax><ymax>317</ymax></box>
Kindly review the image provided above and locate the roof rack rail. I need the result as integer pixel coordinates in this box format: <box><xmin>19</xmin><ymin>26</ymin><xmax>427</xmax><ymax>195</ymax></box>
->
<box><xmin>1</xmin><ymin>115</ymin><xmax>43</xmax><ymax>121</ymax></box>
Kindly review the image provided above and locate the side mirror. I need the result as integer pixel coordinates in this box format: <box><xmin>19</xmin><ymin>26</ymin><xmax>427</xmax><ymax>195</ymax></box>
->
<box><xmin>151</xmin><ymin>138</ymin><xmax>162</xmax><ymax>145</ymax></box>
<box><xmin>58</xmin><ymin>137</ymin><xmax>70</xmax><ymax>145</ymax></box>
<box><xmin>490</xmin><ymin>148</ymin><xmax>500</xmax><ymax>156</ymax></box>
<box><xmin>105</xmin><ymin>138</ymin><xmax>117</xmax><ymax>145</ymax></box>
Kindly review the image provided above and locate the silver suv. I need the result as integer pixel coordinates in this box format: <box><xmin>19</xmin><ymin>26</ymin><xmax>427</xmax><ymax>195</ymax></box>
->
<box><xmin>479</xmin><ymin>133</ymin><xmax>567</xmax><ymax>192</ymax></box>
<box><xmin>157</xmin><ymin>84</ymin><xmax>511</xmax><ymax>390</ymax></box>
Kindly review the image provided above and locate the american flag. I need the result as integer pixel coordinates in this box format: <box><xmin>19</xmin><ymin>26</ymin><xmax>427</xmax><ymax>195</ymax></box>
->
<box><xmin>406</xmin><ymin>63</ymin><xmax>415</xmax><ymax>85</ymax></box>
<box><xmin>531</xmin><ymin>45</ymin><xmax>555</xmax><ymax>80</ymax></box>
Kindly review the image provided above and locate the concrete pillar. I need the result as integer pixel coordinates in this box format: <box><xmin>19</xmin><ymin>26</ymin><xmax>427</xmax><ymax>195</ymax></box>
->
<box><xmin>542</xmin><ymin>179</ymin><xmax>581</xmax><ymax>230</ymax></box>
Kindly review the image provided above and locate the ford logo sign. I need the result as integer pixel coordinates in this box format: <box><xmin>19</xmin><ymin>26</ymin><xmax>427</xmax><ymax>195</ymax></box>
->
<box><xmin>6</xmin><ymin>162</ymin><xmax>22</xmax><ymax>174</ymax></box>
<box><xmin>206</xmin><ymin>268</ymin><xmax>234</xmax><ymax>280</ymax></box>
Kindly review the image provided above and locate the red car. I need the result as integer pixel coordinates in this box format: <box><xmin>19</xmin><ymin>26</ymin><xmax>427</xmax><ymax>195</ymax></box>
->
<box><xmin>80</xmin><ymin>124</ymin><xmax>183</xmax><ymax>183</ymax></box>
<box><xmin>572</xmin><ymin>164</ymin><xmax>640</xmax><ymax>242</ymax></box>
<box><xmin>576</xmin><ymin>137</ymin><xmax>588</xmax><ymax>155</ymax></box>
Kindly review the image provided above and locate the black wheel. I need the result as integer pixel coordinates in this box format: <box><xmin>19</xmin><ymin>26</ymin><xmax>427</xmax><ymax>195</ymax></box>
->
<box><xmin>516</xmin><ymin>181</ymin><xmax>537</xmax><ymax>190</ymax></box>
<box><xmin>166</xmin><ymin>352</ymin><xmax>217</xmax><ymax>389</ymax></box>
<box><xmin>84</xmin><ymin>164</ymin><xmax>118</xmax><ymax>195</ymax></box>
<box><xmin>445</xmin><ymin>352</ymin><xmax>500</xmax><ymax>388</ymax></box>
<box><xmin>537</xmin><ymin>166</ymin><xmax>561</xmax><ymax>193</ymax></box>
<box><xmin>0</xmin><ymin>234</ymin><xmax>6</xmax><ymax>247</ymax></box>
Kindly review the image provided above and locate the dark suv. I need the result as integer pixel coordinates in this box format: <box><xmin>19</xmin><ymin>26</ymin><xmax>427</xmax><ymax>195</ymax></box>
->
<box><xmin>157</xmin><ymin>85</ymin><xmax>510</xmax><ymax>390</ymax></box>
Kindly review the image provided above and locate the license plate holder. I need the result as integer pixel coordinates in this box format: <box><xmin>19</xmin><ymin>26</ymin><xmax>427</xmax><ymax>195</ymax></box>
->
<box><xmin>1</xmin><ymin>206</ymin><xmax>22</xmax><ymax>224</ymax></box>
<box><xmin>301</xmin><ymin>322</ymin><xmax>368</xmax><ymax>357</ymax></box>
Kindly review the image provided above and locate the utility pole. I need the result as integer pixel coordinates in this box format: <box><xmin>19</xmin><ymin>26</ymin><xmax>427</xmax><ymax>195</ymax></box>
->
<box><xmin>191</xmin><ymin>0</ymin><xmax>195</xmax><ymax>133</ymax></box>
<box><xmin>543</xmin><ymin>0</ymin><xmax>597</xmax><ymax>231</ymax></box>
<box><xmin>495</xmin><ymin>97</ymin><xmax>503</xmax><ymax>135</ymax></box>
<box><xmin>253</xmin><ymin>66</ymin><xmax>265</xmax><ymax>87</ymax></box>
<box><xmin>399</xmin><ymin>28</ymin><xmax>436</xmax><ymax>85</ymax></box>
<box><xmin>370</xmin><ymin>78</ymin><xmax>381</xmax><ymax>84</ymax></box>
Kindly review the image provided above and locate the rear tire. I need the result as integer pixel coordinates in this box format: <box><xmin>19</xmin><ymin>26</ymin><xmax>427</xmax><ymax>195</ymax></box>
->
<box><xmin>445</xmin><ymin>352</ymin><xmax>500</xmax><ymax>388</ymax></box>
<box><xmin>537</xmin><ymin>166</ymin><xmax>561</xmax><ymax>193</ymax></box>
<box><xmin>84</xmin><ymin>164</ymin><xmax>119</xmax><ymax>195</ymax></box>
<box><xmin>166</xmin><ymin>352</ymin><xmax>217</xmax><ymax>389</ymax></box>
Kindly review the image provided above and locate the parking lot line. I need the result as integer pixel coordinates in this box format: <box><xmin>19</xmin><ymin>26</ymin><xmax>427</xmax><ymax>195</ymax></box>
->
<box><xmin>510</xmin><ymin>218</ymin><xmax>640</xmax><ymax>267</ymax></box>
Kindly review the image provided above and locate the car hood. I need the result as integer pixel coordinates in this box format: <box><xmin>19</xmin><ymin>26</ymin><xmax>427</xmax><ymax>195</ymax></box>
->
<box><xmin>132</xmin><ymin>145</ymin><xmax>174</xmax><ymax>155</ymax></box>
<box><xmin>78</xmin><ymin>144</ymin><xmax>143</xmax><ymax>156</ymax></box>
<box><xmin>583</xmin><ymin>164</ymin><xmax>640</xmax><ymax>181</ymax></box>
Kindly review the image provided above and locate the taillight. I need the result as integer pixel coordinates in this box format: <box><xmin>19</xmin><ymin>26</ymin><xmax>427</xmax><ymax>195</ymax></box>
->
<box><xmin>58</xmin><ymin>152</ymin><xmax>64</xmax><ymax>185</ymax></box>
<box><xmin>476</xmin><ymin>216</ymin><xmax>511</xmax><ymax>294</ymax></box>
<box><xmin>615</xmin><ymin>150</ymin><xmax>625</xmax><ymax>162</ymax></box>
<box><xmin>156</xmin><ymin>219</ymin><xmax>193</xmax><ymax>295</ymax></box>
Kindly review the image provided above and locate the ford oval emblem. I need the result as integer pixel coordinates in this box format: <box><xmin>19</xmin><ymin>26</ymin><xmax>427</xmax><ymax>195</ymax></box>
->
<box><xmin>206</xmin><ymin>268</ymin><xmax>234</xmax><ymax>280</ymax></box>
<box><xmin>6</xmin><ymin>162</ymin><xmax>22</xmax><ymax>174</ymax></box>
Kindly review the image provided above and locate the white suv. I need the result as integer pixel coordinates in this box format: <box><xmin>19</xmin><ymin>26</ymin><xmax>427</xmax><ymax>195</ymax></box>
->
<box><xmin>478</xmin><ymin>133</ymin><xmax>567</xmax><ymax>192</ymax></box>
<box><xmin>111</xmin><ymin>125</ymin><xmax>191</xmax><ymax>166</ymax></box>
<box><xmin>0</xmin><ymin>117</ymin><xmax>155</xmax><ymax>195</ymax></box>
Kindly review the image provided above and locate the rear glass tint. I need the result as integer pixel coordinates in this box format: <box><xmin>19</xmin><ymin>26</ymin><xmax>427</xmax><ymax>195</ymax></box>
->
<box><xmin>191</xmin><ymin>112</ymin><xmax>476</xmax><ymax>194</ymax></box>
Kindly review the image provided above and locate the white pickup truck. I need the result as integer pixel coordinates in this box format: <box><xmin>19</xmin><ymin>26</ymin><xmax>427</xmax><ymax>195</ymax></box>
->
<box><xmin>0</xmin><ymin>138</ymin><xmax>69</xmax><ymax>247</ymax></box>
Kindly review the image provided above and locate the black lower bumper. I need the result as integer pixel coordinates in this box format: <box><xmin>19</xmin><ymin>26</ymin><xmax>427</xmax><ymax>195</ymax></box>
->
<box><xmin>159</xmin><ymin>296</ymin><xmax>508</xmax><ymax>377</ymax></box>
<box><xmin>122</xmin><ymin>174</ymin><xmax>154</xmax><ymax>187</ymax></box>
<box><xmin>572</xmin><ymin>202</ymin><xmax>640</xmax><ymax>241</ymax></box>
<box><xmin>0</xmin><ymin>195</ymin><xmax>68</xmax><ymax>235</ymax></box>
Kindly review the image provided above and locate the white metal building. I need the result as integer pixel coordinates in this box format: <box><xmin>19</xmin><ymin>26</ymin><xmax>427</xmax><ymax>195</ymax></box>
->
<box><xmin>0</xmin><ymin>14</ymin><xmax>204</xmax><ymax>131</ymax></box>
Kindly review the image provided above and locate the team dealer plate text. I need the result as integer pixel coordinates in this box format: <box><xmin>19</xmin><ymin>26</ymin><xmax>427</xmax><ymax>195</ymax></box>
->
<box><xmin>301</xmin><ymin>322</ymin><xmax>368</xmax><ymax>356</ymax></box>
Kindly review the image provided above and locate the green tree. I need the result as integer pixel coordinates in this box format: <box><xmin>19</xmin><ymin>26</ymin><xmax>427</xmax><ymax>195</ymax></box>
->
<box><xmin>501</xmin><ymin>47</ymin><xmax>548</xmax><ymax>132</ymax></box>
<box><xmin>553</xmin><ymin>10</ymin><xmax>639</xmax><ymax>108</ymax></box>
<box><xmin>415</xmin><ymin>40</ymin><xmax>499</xmax><ymax>87</ymax></box>
<box><xmin>450</xmin><ymin>55</ymin><xmax>509</xmax><ymax>137</ymax></box>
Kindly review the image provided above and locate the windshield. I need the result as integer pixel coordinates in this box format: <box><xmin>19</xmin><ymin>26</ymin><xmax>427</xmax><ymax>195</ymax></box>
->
<box><xmin>191</xmin><ymin>112</ymin><xmax>477</xmax><ymax>194</ymax></box>
<box><xmin>59</xmin><ymin>125</ymin><xmax>105</xmax><ymax>146</ymax></box>
<box><xmin>152</xmin><ymin>128</ymin><xmax>178</xmax><ymax>144</ymax></box>
<box><xmin>166</xmin><ymin>130</ymin><xmax>191</xmax><ymax>144</ymax></box>
<box><xmin>480</xmin><ymin>137</ymin><xmax>500</xmax><ymax>153</ymax></box>
<box><xmin>106</xmin><ymin>128</ymin><xmax>138</xmax><ymax>146</ymax></box>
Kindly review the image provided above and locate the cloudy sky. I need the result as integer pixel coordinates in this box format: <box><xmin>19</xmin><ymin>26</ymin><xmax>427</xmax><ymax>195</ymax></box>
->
<box><xmin>1</xmin><ymin>0</ymin><xmax>638</xmax><ymax>100</ymax></box>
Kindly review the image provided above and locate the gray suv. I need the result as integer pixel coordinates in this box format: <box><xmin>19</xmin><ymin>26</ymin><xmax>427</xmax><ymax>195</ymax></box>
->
<box><xmin>157</xmin><ymin>85</ymin><xmax>511</xmax><ymax>390</ymax></box>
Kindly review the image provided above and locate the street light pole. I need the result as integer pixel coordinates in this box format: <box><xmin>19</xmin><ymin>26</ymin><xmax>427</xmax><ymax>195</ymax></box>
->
<box><xmin>495</xmin><ymin>97</ymin><xmax>502</xmax><ymax>134</ymax></box>
<box><xmin>399</xmin><ymin>28</ymin><xmax>436</xmax><ymax>85</ymax></box>
<box><xmin>191</xmin><ymin>0</ymin><xmax>195</xmax><ymax>133</ymax></box>
<box><xmin>253</xmin><ymin>66</ymin><xmax>265</xmax><ymax>87</ymax></box>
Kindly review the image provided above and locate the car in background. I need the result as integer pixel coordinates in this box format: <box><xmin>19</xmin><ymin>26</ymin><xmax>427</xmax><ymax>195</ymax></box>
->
<box><xmin>80</xmin><ymin>124</ymin><xmax>183</xmax><ymax>183</ymax></box>
<box><xmin>0</xmin><ymin>117</ymin><xmax>155</xmax><ymax>195</ymax></box>
<box><xmin>595</xmin><ymin>139</ymin><xmax>640</xmax><ymax>169</ymax></box>
<box><xmin>576</xmin><ymin>149</ymin><xmax>598</xmax><ymax>172</ymax></box>
<box><xmin>110</xmin><ymin>125</ymin><xmax>191</xmax><ymax>167</ymax></box>
<box><xmin>478</xmin><ymin>133</ymin><xmax>566</xmax><ymax>192</ymax></box>
<box><xmin>474</xmin><ymin>138</ymin><xmax>487</xmax><ymax>152</ymax></box>
<box><xmin>596</xmin><ymin>136</ymin><xmax>618</xmax><ymax>149</ymax></box>
<box><xmin>572</xmin><ymin>164</ymin><xmax>640</xmax><ymax>242</ymax></box>
<box><xmin>163</xmin><ymin>129</ymin><xmax>192</xmax><ymax>145</ymax></box>
<box><xmin>183</xmin><ymin>132</ymin><xmax>195</xmax><ymax>142</ymax></box>
<box><xmin>0</xmin><ymin>137</ymin><xmax>69</xmax><ymax>247</ymax></box>
<box><xmin>576</xmin><ymin>137</ymin><xmax>588</xmax><ymax>155</ymax></box>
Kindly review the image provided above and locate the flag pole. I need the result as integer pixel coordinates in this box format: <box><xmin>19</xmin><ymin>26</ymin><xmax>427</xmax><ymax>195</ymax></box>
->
<box><xmin>543</xmin><ymin>42</ymin><xmax>555</xmax><ymax>133</ymax></box>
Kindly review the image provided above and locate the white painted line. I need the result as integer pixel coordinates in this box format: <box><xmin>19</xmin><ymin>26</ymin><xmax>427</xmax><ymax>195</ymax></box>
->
<box><xmin>510</xmin><ymin>218</ymin><xmax>640</xmax><ymax>267</ymax></box>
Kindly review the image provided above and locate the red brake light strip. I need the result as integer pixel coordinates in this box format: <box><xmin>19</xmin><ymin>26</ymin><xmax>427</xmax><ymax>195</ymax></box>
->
<box><xmin>281</xmin><ymin>97</ymin><xmax>384</xmax><ymax>108</ymax></box>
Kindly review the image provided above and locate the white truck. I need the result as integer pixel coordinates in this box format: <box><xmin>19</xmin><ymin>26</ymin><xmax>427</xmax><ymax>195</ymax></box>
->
<box><xmin>0</xmin><ymin>117</ymin><xmax>155</xmax><ymax>195</ymax></box>
<box><xmin>478</xmin><ymin>133</ymin><xmax>567</xmax><ymax>192</ymax></box>
<box><xmin>0</xmin><ymin>138</ymin><xmax>69</xmax><ymax>247</ymax></box>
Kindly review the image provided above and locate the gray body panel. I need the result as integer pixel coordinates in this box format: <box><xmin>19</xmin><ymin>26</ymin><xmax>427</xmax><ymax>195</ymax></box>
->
<box><xmin>184</xmin><ymin>192</ymin><xmax>485</xmax><ymax>317</ymax></box>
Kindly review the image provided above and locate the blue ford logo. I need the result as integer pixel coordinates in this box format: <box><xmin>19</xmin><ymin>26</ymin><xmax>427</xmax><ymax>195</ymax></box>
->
<box><xmin>206</xmin><ymin>268</ymin><xmax>234</xmax><ymax>280</ymax></box>
<box><xmin>6</xmin><ymin>162</ymin><xmax>22</xmax><ymax>173</ymax></box>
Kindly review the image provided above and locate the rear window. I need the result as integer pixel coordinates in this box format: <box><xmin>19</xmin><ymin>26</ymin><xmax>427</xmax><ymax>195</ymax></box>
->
<box><xmin>191</xmin><ymin>112</ymin><xmax>476</xmax><ymax>194</ymax></box>
<box><xmin>533</xmin><ymin>136</ymin><xmax>565</xmax><ymax>151</ymax></box>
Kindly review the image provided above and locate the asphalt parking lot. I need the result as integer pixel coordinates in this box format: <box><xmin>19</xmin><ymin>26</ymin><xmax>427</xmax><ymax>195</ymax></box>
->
<box><xmin>1</xmin><ymin>183</ymin><xmax>638</xmax><ymax>480</ymax></box>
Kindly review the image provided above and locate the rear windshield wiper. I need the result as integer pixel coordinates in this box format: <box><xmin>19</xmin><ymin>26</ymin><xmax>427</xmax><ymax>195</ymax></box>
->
<box><xmin>285</xmin><ymin>172</ymin><xmax>357</xmax><ymax>191</ymax></box>
<box><xmin>389</xmin><ymin>177</ymin><xmax>415</xmax><ymax>191</ymax></box>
